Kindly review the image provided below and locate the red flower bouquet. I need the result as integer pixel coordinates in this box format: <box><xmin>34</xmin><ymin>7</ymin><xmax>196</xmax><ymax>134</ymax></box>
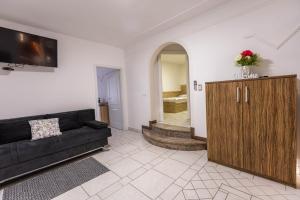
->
<box><xmin>235</xmin><ymin>50</ymin><xmax>259</xmax><ymax>66</ymax></box>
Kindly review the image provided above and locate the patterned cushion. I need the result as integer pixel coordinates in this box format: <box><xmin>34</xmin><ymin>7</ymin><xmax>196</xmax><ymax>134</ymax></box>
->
<box><xmin>29</xmin><ymin>118</ymin><xmax>62</xmax><ymax>141</ymax></box>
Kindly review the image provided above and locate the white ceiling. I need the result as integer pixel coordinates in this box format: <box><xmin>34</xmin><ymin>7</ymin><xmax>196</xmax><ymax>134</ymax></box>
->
<box><xmin>0</xmin><ymin>0</ymin><xmax>228</xmax><ymax>47</ymax></box>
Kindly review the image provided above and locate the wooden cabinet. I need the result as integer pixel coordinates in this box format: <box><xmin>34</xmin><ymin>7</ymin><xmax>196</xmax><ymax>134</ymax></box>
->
<box><xmin>206</xmin><ymin>81</ymin><xmax>243</xmax><ymax>167</ymax></box>
<box><xmin>99</xmin><ymin>103</ymin><xmax>110</xmax><ymax>124</ymax></box>
<box><xmin>206</xmin><ymin>75</ymin><xmax>297</xmax><ymax>187</ymax></box>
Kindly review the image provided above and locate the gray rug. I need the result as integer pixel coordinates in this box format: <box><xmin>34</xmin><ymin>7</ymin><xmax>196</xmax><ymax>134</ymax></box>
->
<box><xmin>2</xmin><ymin>157</ymin><xmax>109</xmax><ymax>200</ymax></box>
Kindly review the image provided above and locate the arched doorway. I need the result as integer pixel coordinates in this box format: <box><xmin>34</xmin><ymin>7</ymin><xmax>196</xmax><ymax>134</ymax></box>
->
<box><xmin>150</xmin><ymin>43</ymin><xmax>190</xmax><ymax>127</ymax></box>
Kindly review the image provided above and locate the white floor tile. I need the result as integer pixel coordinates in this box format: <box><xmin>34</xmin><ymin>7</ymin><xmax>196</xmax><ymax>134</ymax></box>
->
<box><xmin>87</xmin><ymin>196</ymin><xmax>101</xmax><ymax>200</ymax></box>
<box><xmin>82</xmin><ymin>171</ymin><xmax>120</xmax><ymax>196</ymax></box>
<box><xmin>131</xmin><ymin>150</ymin><xmax>159</xmax><ymax>164</ymax></box>
<box><xmin>257</xmin><ymin>186</ymin><xmax>278</xmax><ymax>195</ymax></box>
<box><xmin>181</xmin><ymin>169</ymin><xmax>197</xmax><ymax>181</ymax></box>
<box><xmin>128</xmin><ymin>167</ymin><xmax>147</xmax><ymax>179</ymax></box>
<box><xmin>174</xmin><ymin>191</ymin><xmax>186</xmax><ymax>200</ymax></box>
<box><xmin>226</xmin><ymin>179</ymin><xmax>243</xmax><ymax>187</ymax></box>
<box><xmin>175</xmin><ymin>178</ymin><xmax>188</xmax><ymax>188</ymax></box>
<box><xmin>220</xmin><ymin>172</ymin><xmax>235</xmax><ymax>179</ymax></box>
<box><xmin>106</xmin><ymin>185</ymin><xmax>151</xmax><ymax>200</ymax></box>
<box><xmin>109</xmin><ymin>158</ymin><xmax>142</xmax><ymax>177</ymax></box>
<box><xmin>214</xmin><ymin>190</ymin><xmax>228</xmax><ymax>200</ymax></box>
<box><xmin>97</xmin><ymin>182</ymin><xmax>123</xmax><ymax>199</ymax></box>
<box><xmin>93</xmin><ymin>150</ymin><xmax>122</xmax><ymax>163</ymax></box>
<box><xmin>154</xmin><ymin>158</ymin><xmax>189</xmax><ymax>179</ymax></box>
<box><xmin>160</xmin><ymin>184</ymin><xmax>182</xmax><ymax>200</ymax></box>
<box><xmin>52</xmin><ymin>186</ymin><xmax>88</xmax><ymax>200</ymax></box>
<box><xmin>183</xmin><ymin>189</ymin><xmax>199</xmax><ymax>199</ymax></box>
<box><xmin>220</xmin><ymin>184</ymin><xmax>251</xmax><ymax>200</ymax></box>
<box><xmin>191</xmin><ymin>180</ymin><xmax>206</xmax><ymax>189</ymax></box>
<box><xmin>195</xmin><ymin>188</ymin><xmax>212</xmax><ymax>199</ymax></box>
<box><xmin>147</xmin><ymin>145</ymin><xmax>169</xmax><ymax>155</ymax></box>
<box><xmin>131</xmin><ymin>169</ymin><xmax>173</xmax><ymax>199</ymax></box>
<box><xmin>150</xmin><ymin>157</ymin><xmax>164</xmax><ymax>166</ymax></box>
<box><xmin>270</xmin><ymin>195</ymin><xmax>288</xmax><ymax>200</ymax></box>
<box><xmin>198</xmin><ymin>172</ymin><xmax>211</xmax><ymax>180</ymax></box>
<box><xmin>208</xmin><ymin>172</ymin><xmax>223</xmax><ymax>180</ymax></box>
<box><xmin>170</xmin><ymin>151</ymin><xmax>201</xmax><ymax>165</ymax></box>
<box><xmin>283</xmin><ymin>194</ymin><xmax>300</xmax><ymax>200</ymax></box>
<box><xmin>120</xmin><ymin>177</ymin><xmax>131</xmax><ymax>185</ymax></box>
<box><xmin>113</xmin><ymin>144</ymin><xmax>138</xmax><ymax>154</ymax></box>
<box><xmin>246</xmin><ymin>186</ymin><xmax>265</xmax><ymax>196</ymax></box>
<box><xmin>208</xmin><ymin>188</ymin><xmax>218</xmax><ymax>197</ymax></box>
<box><xmin>202</xmin><ymin>180</ymin><xmax>218</xmax><ymax>189</ymax></box>
<box><xmin>184</xmin><ymin>182</ymin><xmax>194</xmax><ymax>189</ymax></box>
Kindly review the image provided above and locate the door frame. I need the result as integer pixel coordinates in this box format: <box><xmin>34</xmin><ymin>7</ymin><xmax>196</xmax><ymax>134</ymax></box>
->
<box><xmin>156</xmin><ymin>49</ymin><xmax>191</xmax><ymax>126</ymax></box>
<box><xmin>94</xmin><ymin>65</ymin><xmax>125</xmax><ymax>130</ymax></box>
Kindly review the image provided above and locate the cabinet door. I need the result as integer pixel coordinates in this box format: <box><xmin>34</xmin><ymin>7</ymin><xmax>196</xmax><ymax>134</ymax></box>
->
<box><xmin>242</xmin><ymin>78</ymin><xmax>296</xmax><ymax>185</ymax></box>
<box><xmin>206</xmin><ymin>81</ymin><xmax>243</xmax><ymax>168</ymax></box>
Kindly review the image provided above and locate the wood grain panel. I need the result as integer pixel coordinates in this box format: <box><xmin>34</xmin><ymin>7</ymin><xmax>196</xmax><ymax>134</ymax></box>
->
<box><xmin>163</xmin><ymin>91</ymin><xmax>182</xmax><ymax>98</ymax></box>
<box><xmin>242</xmin><ymin>77</ymin><xmax>297</xmax><ymax>186</ymax></box>
<box><xmin>100</xmin><ymin>104</ymin><xmax>110</xmax><ymax>124</ymax></box>
<box><xmin>163</xmin><ymin>102</ymin><xmax>187</xmax><ymax>113</ymax></box>
<box><xmin>206</xmin><ymin>75</ymin><xmax>297</xmax><ymax>187</ymax></box>
<box><xmin>206</xmin><ymin>81</ymin><xmax>243</xmax><ymax>168</ymax></box>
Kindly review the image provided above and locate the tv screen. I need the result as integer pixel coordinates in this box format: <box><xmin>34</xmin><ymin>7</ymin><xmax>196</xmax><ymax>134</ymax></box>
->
<box><xmin>0</xmin><ymin>27</ymin><xmax>57</xmax><ymax>67</ymax></box>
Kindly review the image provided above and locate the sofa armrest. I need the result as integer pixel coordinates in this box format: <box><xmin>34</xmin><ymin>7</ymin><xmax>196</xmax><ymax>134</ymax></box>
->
<box><xmin>84</xmin><ymin>121</ymin><xmax>108</xmax><ymax>129</ymax></box>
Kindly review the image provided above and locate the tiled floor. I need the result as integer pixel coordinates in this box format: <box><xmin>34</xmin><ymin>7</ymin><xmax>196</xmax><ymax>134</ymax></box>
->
<box><xmin>1</xmin><ymin>129</ymin><xmax>300</xmax><ymax>200</ymax></box>
<box><xmin>163</xmin><ymin>111</ymin><xmax>190</xmax><ymax>127</ymax></box>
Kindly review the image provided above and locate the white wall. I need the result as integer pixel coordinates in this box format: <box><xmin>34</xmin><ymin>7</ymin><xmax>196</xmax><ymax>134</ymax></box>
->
<box><xmin>125</xmin><ymin>0</ymin><xmax>300</xmax><ymax>137</ymax></box>
<box><xmin>162</xmin><ymin>61</ymin><xmax>186</xmax><ymax>92</ymax></box>
<box><xmin>0</xmin><ymin>19</ymin><xmax>128</xmax><ymax>130</ymax></box>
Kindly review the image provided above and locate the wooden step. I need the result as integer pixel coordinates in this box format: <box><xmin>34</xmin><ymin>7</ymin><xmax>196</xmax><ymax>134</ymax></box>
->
<box><xmin>143</xmin><ymin>129</ymin><xmax>206</xmax><ymax>151</ymax></box>
<box><xmin>151</xmin><ymin>123</ymin><xmax>192</xmax><ymax>138</ymax></box>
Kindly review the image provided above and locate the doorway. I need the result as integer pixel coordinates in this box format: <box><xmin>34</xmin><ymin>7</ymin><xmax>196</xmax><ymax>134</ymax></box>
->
<box><xmin>150</xmin><ymin>43</ymin><xmax>191</xmax><ymax>127</ymax></box>
<box><xmin>96</xmin><ymin>67</ymin><xmax>123</xmax><ymax>130</ymax></box>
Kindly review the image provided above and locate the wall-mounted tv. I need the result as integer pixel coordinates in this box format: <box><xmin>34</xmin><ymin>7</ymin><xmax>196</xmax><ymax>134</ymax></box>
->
<box><xmin>0</xmin><ymin>27</ymin><xmax>57</xmax><ymax>67</ymax></box>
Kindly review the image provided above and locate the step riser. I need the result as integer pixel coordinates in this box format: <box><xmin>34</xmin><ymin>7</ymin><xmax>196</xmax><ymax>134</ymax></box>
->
<box><xmin>143</xmin><ymin>134</ymin><xmax>206</xmax><ymax>151</ymax></box>
<box><xmin>152</xmin><ymin>127</ymin><xmax>192</xmax><ymax>138</ymax></box>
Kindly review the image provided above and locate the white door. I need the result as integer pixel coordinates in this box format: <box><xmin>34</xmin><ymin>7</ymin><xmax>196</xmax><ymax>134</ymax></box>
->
<box><xmin>106</xmin><ymin>70</ymin><xmax>123</xmax><ymax>129</ymax></box>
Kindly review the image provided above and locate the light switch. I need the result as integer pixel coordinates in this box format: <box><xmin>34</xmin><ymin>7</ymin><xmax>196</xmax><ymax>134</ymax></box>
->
<box><xmin>198</xmin><ymin>84</ymin><xmax>202</xmax><ymax>91</ymax></box>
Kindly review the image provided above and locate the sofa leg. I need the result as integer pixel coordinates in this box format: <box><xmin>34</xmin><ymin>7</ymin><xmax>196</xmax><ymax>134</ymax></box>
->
<box><xmin>101</xmin><ymin>145</ymin><xmax>111</xmax><ymax>151</ymax></box>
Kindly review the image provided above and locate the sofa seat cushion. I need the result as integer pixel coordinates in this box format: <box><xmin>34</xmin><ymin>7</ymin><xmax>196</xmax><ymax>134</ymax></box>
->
<box><xmin>0</xmin><ymin>143</ymin><xmax>18</xmax><ymax>168</ymax></box>
<box><xmin>16</xmin><ymin>127</ymin><xmax>110</xmax><ymax>162</ymax></box>
<box><xmin>16</xmin><ymin>136</ymin><xmax>64</xmax><ymax>163</ymax></box>
<box><xmin>60</xmin><ymin>127</ymin><xmax>110</xmax><ymax>149</ymax></box>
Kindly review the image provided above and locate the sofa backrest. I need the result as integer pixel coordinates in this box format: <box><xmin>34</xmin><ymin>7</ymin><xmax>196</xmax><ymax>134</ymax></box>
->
<box><xmin>0</xmin><ymin>109</ymin><xmax>95</xmax><ymax>145</ymax></box>
<box><xmin>0</xmin><ymin>115</ymin><xmax>45</xmax><ymax>145</ymax></box>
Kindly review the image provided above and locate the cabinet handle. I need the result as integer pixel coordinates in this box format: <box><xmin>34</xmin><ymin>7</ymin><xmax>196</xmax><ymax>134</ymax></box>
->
<box><xmin>245</xmin><ymin>86</ymin><xmax>249</xmax><ymax>103</ymax></box>
<box><xmin>236</xmin><ymin>87</ymin><xmax>240</xmax><ymax>103</ymax></box>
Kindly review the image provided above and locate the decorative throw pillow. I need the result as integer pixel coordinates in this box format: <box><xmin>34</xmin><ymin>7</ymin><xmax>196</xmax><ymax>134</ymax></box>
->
<box><xmin>29</xmin><ymin>118</ymin><xmax>62</xmax><ymax>140</ymax></box>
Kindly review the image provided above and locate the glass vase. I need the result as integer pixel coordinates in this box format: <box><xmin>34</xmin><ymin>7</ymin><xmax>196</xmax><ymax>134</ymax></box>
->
<box><xmin>241</xmin><ymin>66</ymin><xmax>250</xmax><ymax>79</ymax></box>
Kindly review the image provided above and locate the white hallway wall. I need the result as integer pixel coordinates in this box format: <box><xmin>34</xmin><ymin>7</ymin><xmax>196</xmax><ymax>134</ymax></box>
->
<box><xmin>0</xmin><ymin>19</ymin><xmax>128</xmax><ymax>129</ymax></box>
<box><xmin>125</xmin><ymin>0</ymin><xmax>300</xmax><ymax>137</ymax></box>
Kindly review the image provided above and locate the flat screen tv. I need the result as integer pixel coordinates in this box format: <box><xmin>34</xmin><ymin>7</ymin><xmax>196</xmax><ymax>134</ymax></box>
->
<box><xmin>0</xmin><ymin>27</ymin><xmax>57</xmax><ymax>67</ymax></box>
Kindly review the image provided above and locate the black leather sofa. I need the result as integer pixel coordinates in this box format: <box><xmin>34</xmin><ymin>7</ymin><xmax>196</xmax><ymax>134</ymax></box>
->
<box><xmin>0</xmin><ymin>109</ymin><xmax>111</xmax><ymax>183</ymax></box>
